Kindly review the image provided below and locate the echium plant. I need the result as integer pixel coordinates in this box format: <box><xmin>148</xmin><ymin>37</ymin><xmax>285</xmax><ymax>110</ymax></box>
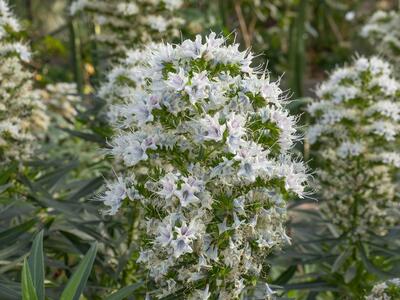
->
<box><xmin>70</xmin><ymin>0</ymin><xmax>184</xmax><ymax>55</ymax></box>
<box><xmin>0</xmin><ymin>0</ymin><xmax>48</xmax><ymax>164</ymax></box>
<box><xmin>42</xmin><ymin>83</ymin><xmax>80</xmax><ymax>122</ymax></box>
<box><xmin>98</xmin><ymin>47</ymin><xmax>151</xmax><ymax>123</ymax></box>
<box><xmin>361</xmin><ymin>11</ymin><xmax>400</xmax><ymax>64</ymax></box>
<box><xmin>366</xmin><ymin>278</ymin><xmax>400</xmax><ymax>300</ymax></box>
<box><xmin>307</xmin><ymin>56</ymin><xmax>400</xmax><ymax>238</ymax></box>
<box><xmin>99</xmin><ymin>32</ymin><xmax>308</xmax><ymax>299</ymax></box>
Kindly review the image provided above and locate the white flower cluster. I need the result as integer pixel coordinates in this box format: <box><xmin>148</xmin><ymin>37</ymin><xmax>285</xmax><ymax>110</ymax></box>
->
<box><xmin>307</xmin><ymin>56</ymin><xmax>400</xmax><ymax>237</ymax></box>
<box><xmin>98</xmin><ymin>47</ymin><xmax>151</xmax><ymax>123</ymax></box>
<box><xmin>42</xmin><ymin>83</ymin><xmax>80</xmax><ymax>121</ymax></box>
<box><xmin>0</xmin><ymin>0</ymin><xmax>48</xmax><ymax>164</ymax></box>
<box><xmin>70</xmin><ymin>0</ymin><xmax>184</xmax><ymax>55</ymax></box>
<box><xmin>361</xmin><ymin>11</ymin><xmax>400</xmax><ymax>64</ymax></box>
<box><xmin>99</xmin><ymin>33</ymin><xmax>308</xmax><ymax>299</ymax></box>
<box><xmin>366</xmin><ymin>278</ymin><xmax>400</xmax><ymax>300</ymax></box>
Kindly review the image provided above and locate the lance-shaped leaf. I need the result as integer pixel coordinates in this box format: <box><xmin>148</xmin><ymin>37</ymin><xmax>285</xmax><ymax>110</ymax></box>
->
<box><xmin>28</xmin><ymin>230</ymin><xmax>45</xmax><ymax>300</ymax></box>
<box><xmin>21</xmin><ymin>259</ymin><xmax>38</xmax><ymax>300</ymax></box>
<box><xmin>60</xmin><ymin>242</ymin><xmax>97</xmax><ymax>300</ymax></box>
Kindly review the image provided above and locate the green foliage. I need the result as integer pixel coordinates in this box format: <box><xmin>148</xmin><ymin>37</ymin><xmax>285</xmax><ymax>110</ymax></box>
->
<box><xmin>28</xmin><ymin>231</ymin><xmax>45</xmax><ymax>300</ymax></box>
<box><xmin>20</xmin><ymin>230</ymin><xmax>142</xmax><ymax>300</ymax></box>
<box><xmin>21</xmin><ymin>259</ymin><xmax>38</xmax><ymax>300</ymax></box>
<box><xmin>21</xmin><ymin>230</ymin><xmax>97</xmax><ymax>300</ymax></box>
<box><xmin>60</xmin><ymin>243</ymin><xmax>97</xmax><ymax>300</ymax></box>
<box><xmin>1</xmin><ymin>0</ymin><xmax>400</xmax><ymax>299</ymax></box>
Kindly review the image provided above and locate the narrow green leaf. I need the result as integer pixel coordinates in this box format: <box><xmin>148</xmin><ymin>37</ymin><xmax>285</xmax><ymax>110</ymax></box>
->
<box><xmin>60</xmin><ymin>242</ymin><xmax>97</xmax><ymax>300</ymax></box>
<box><xmin>284</xmin><ymin>281</ymin><xmax>338</xmax><ymax>292</ymax></box>
<box><xmin>0</xmin><ymin>279</ymin><xmax>21</xmax><ymax>300</ymax></box>
<box><xmin>331</xmin><ymin>248</ymin><xmax>351</xmax><ymax>273</ymax></box>
<box><xmin>0</xmin><ymin>183</ymin><xmax>12</xmax><ymax>194</ymax></box>
<box><xmin>344</xmin><ymin>264</ymin><xmax>356</xmax><ymax>283</ymax></box>
<box><xmin>105</xmin><ymin>282</ymin><xmax>143</xmax><ymax>300</ymax></box>
<box><xmin>60</xmin><ymin>128</ymin><xmax>106</xmax><ymax>145</ymax></box>
<box><xmin>0</xmin><ymin>162</ymin><xmax>17</xmax><ymax>185</ymax></box>
<box><xmin>0</xmin><ymin>241</ymin><xmax>30</xmax><ymax>260</ymax></box>
<box><xmin>273</xmin><ymin>265</ymin><xmax>297</xmax><ymax>285</ymax></box>
<box><xmin>21</xmin><ymin>259</ymin><xmax>38</xmax><ymax>300</ymax></box>
<box><xmin>35</xmin><ymin>161</ymin><xmax>79</xmax><ymax>191</ymax></box>
<box><xmin>0</xmin><ymin>219</ymin><xmax>36</xmax><ymax>245</ymax></box>
<box><xmin>67</xmin><ymin>177</ymin><xmax>104</xmax><ymax>201</ymax></box>
<box><xmin>358</xmin><ymin>243</ymin><xmax>392</xmax><ymax>278</ymax></box>
<box><xmin>28</xmin><ymin>231</ymin><xmax>45</xmax><ymax>300</ymax></box>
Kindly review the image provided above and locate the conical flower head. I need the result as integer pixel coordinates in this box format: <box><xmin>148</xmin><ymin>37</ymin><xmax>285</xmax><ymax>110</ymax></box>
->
<box><xmin>0</xmin><ymin>0</ymin><xmax>48</xmax><ymax>163</ymax></box>
<box><xmin>100</xmin><ymin>33</ymin><xmax>308</xmax><ymax>298</ymax></box>
<box><xmin>307</xmin><ymin>56</ymin><xmax>400</xmax><ymax>237</ymax></box>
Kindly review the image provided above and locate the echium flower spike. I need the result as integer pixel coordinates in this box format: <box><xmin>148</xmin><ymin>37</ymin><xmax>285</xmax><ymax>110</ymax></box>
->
<box><xmin>307</xmin><ymin>56</ymin><xmax>400</xmax><ymax>238</ymax></box>
<box><xmin>99</xmin><ymin>33</ymin><xmax>308</xmax><ymax>299</ymax></box>
<box><xmin>69</xmin><ymin>0</ymin><xmax>184</xmax><ymax>56</ymax></box>
<box><xmin>361</xmin><ymin>10</ymin><xmax>400</xmax><ymax>65</ymax></box>
<box><xmin>0</xmin><ymin>0</ymin><xmax>48</xmax><ymax>164</ymax></box>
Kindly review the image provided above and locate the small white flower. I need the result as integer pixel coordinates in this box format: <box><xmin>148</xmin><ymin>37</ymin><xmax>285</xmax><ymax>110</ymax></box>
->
<box><xmin>147</xmin><ymin>15</ymin><xmax>168</xmax><ymax>32</ymax></box>
<box><xmin>156</xmin><ymin>223</ymin><xmax>174</xmax><ymax>247</ymax></box>
<box><xmin>226</xmin><ymin>112</ymin><xmax>246</xmax><ymax>151</ymax></box>
<box><xmin>175</xmin><ymin>177</ymin><xmax>201</xmax><ymax>207</ymax></box>
<box><xmin>172</xmin><ymin>222</ymin><xmax>196</xmax><ymax>257</ymax></box>
<box><xmin>98</xmin><ymin>178</ymin><xmax>127</xmax><ymax>215</ymax></box>
<box><xmin>261</xmin><ymin>81</ymin><xmax>282</xmax><ymax>100</ymax></box>
<box><xmin>185</xmin><ymin>71</ymin><xmax>210</xmax><ymax>103</ymax></box>
<box><xmin>337</xmin><ymin>141</ymin><xmax>364</xmax><ymax>158</ymax></box>
<box><xmin>166</xmin><ymin>68</ymin><xmax>188</xmax><ymax>91</ymax></box>
<box><xmin>196</xmin><ymin>114</ymin><xmax>226</xmax><ymax>142</ymax></box>
<box><xmin>158</xmin><ymin>173</ymin><xmax>179</xmax><ymax>199</ymax></box>
<box><xmin>189</xmin><ymin>284</ymin><xmax>210</xmax><ymax>300</ymax></box>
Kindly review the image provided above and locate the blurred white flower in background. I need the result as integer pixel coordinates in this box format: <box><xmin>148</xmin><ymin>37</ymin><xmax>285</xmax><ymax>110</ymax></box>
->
<box><xmin>362</xmin><ymin>10</ymin><xmax>400</xmax><ymax>65</ymax></box>
<box><xmin>307</xmin><ymin>56</ymin><xmax>400</xmax><ymax>237</ymax></box>
<box><xmin>0</xmin><ymin>0</ymin><xmax>49</xmax><ymax>164</ymax></box>
<box><xmin>70</xmin><ymin>0</ymin><xmax>184</xmax><ymax>56</ymax></box>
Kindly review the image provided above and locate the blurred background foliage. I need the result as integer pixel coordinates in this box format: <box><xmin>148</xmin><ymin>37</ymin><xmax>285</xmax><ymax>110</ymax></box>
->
<box><xmin>1</xmin><ymin>0</ymin><xmax>399</xmax><ymax>299</ymax></box>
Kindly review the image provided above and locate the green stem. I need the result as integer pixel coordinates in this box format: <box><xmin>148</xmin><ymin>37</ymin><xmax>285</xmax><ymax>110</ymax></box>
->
<box><xmin>122</xmin><ymin>205</ymin><xmax>138</xmax><ymax>286</ymax></box>
<box><xmin>68</xmin><ymin>12</ymin><xmax>84</xmax><ymax>96</ymax></box>
<box><xmin>288</xmin><ymin>0</ymin><xmax>307</xmax><ymax>99</ymax></box>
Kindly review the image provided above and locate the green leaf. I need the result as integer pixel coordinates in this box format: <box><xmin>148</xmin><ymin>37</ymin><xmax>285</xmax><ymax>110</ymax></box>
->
<box><xmin>67</xmin><ymin>177</ymin><xmax>103</xmax><ymax>201</ymax></box>
<box><xmin>28</xmin><ymin>231</ymin><xmax>45</xmax><ymax>300</ymax></box>
<box><xmin>0</xmin><ymin>183</ymin><xmax>12</xmax><ymax>194</ymax></box>
<box><xmin>344</xmin><ymin>263</ymin><xmax>356</xmax><ymax>283</ymax></box>
<box><xmin>21</xmin><ymin>259</ymin><xmax>38</xmax><ymax>300</ymax></box>
<box><xmin>60</xmin><ymin>128</ymin><xmax>106</xmax><ymax>146</ymax></box>
<box><xmin>358</xmin><ymin>242</ymin><xmax>393</xmax><ymax>278</ymax></box>
<box><xmin>284</xmin><ymin>281</ymin><xmax>338</xmax><ymax>292</ymax></box>
<box><xmin>0</xmin><ymin>162</ymin><xmax>17</xmax><ymax>185</ymax></box>
<box><xmin>331</xmin><ymin>248</ymin><xmax>351</xmax><ymax>273</ymax></box>
<box><xmin>0</xmin><ymin>241</ymin><xmax>30</xmax><ymax>260</ymax></box>
<box><xmin>60</xmin><ymin>242</ymin><xmax>97</xmax><ymax>300</ymax></box>
<box><xmin>35</xmin><ymin>161</ymin><xmax>79</xmax><ymax>192</ymax></box>
<box><xmin>273</xmin><ymin>265</ymin><xmax>297</xmax><ymax>285</ymax></box>
<box><xmin>0</xmin><ymin>279</ymin><xmax>21</xmax><ymax>300</ymax></box>
<box><xmin>0</xmin><ymin>219</ymin><xmax>36</xmax><ymax>245</ymax></box>
<box><xmin>105</xmin><ymin>282</ymin><xmax>143</xmax><ymax>300</ymax></box>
